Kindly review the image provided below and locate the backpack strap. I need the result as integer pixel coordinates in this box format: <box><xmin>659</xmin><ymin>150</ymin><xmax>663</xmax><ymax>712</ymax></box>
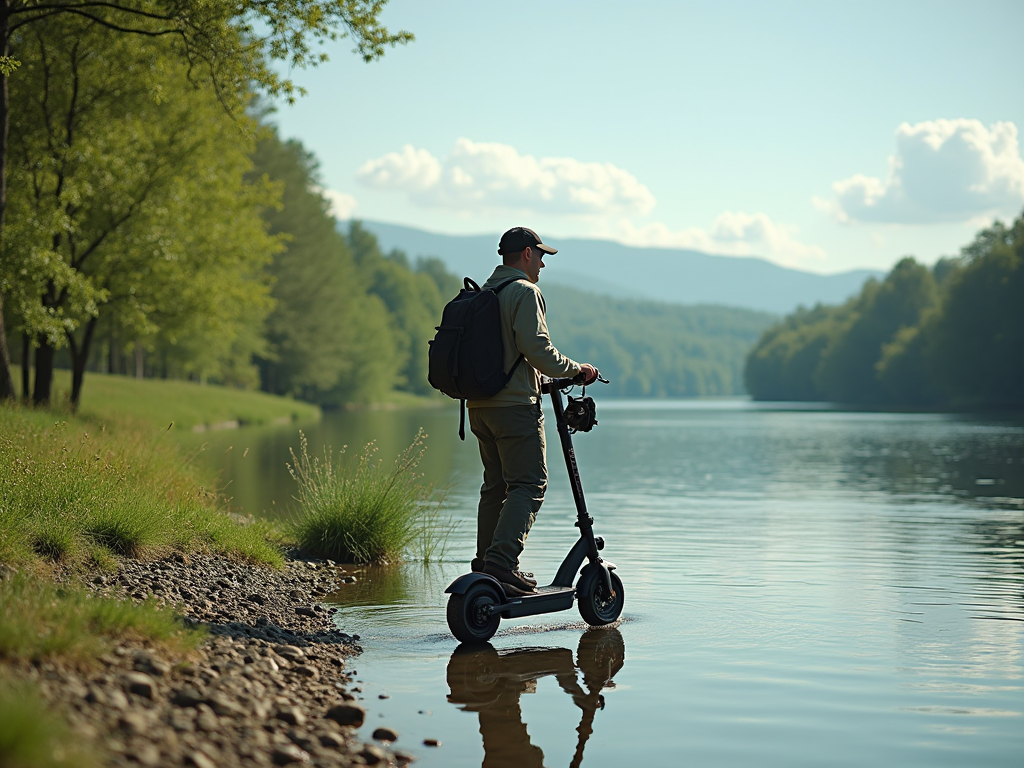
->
<box><xmin>489</xmin><ymin>277</ymin><xmax>530</xmax><ymax>386</ymax></box>
<box><xmin>459</xmin><ymin>399</ymin><xmax>467</xmax><ymax>441</ymax></box>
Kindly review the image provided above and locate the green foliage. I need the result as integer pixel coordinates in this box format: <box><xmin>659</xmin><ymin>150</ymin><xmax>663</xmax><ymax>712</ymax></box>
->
<box><xmin>3</xmin><ymin>15</ymin><xmax>280</xmax><ymax>402</ymax></box>
<box><xmin>0</xmin><ymin>677</ymin><xmax>96</xmax><ymax>768</ymax></box>
<box><xmin>744</xmin><ymin>210</ymin><xmax>1024</xmax><ymax>408</ymax></box>
<box><xmin>0</xmin><ymin>404</ymin><xmax>284</xmax><ymax>568</ymax></box>
<box><xmin>288</xmin><ymin>430</ymin><xmax>452</xmax><ymax>564</ymax></box>
<box><xmin>249</xmin><ymin>130</ymin><xmax>397</xmax><ymax>402</ymax></box>
<box><xmin>544</xmin><ymin>286</ymin><xmax>776</xmax><ymax>397</ymax></box>
<box><xmin>814</xmin><ymin>257</ymin><xmax>938</xmax><ymax>402</ymax></box>
<box><xmin>347</xmin><ymin>222</ymin><xmax>452</xmax><ymax>397</ymax></box>
<box><xmin>1</xmin><ymin>1</ymin><xmax>412</xmax><ymax>105</ymax></box>
<box><xmin>0</xmin><ymin>571</ymin><xmax>202</xmax><ymax>663</ymax></box>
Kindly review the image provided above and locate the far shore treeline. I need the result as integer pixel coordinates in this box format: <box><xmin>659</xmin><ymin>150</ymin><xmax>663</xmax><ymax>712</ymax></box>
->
<box><xmin>744</xmin><ymin>212</ymin><xmax>1024</xmax><ymax>409</ymax></box>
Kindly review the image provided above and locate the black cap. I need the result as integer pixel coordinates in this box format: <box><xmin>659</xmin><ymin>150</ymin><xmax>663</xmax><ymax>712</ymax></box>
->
<box><xmin>497</xmin><ymin>227</ymin><xmax>558</xmax><ymax>256</ymax></box>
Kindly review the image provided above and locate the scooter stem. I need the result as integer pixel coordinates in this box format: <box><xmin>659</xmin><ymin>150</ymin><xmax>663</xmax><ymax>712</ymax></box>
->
<box><xmin>548</xmin><ymin>385</ymin><xmax>601</xmax><ymax>564</ymax></box>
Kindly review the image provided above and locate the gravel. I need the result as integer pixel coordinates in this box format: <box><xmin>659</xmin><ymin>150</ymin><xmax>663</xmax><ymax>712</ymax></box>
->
<box><xmin>6</xmin><ymin>552</ymin><xmax>412</xmax><ymax>767</ymax></box>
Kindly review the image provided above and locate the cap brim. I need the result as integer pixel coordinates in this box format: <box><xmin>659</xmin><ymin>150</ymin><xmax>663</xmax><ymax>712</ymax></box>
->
<box><xmin>536</xmin><ymin>243</ymin><xmax>558</xmax><ymax>254</ymax></box>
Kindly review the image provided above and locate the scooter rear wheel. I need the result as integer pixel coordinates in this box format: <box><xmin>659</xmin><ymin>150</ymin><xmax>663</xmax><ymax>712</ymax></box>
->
<box><xmin>577</xmin><ymin>568</ymin><xmax>624</xmax><ymax>626</ymax></box>
<box><xmin>447</xmin><ymin>581</ymin><xmax>502</xmax><ymax>643</ymax></box>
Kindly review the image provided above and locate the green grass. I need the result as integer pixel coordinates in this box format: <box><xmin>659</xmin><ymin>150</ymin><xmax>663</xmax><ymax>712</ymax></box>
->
<box><xmin>0</xmin><ymin>571</ymin><xmax>202</xmax><ymax>662</ymax></box>
<box><xmin>289</xmin><ymin>430</ymin><xmax>455</xmax><ymax>564</ymax></box>
<box><xmin>0</xmin><ymin>404</ymin><xmax>284</xmax><ymax>568</ymax></box>
<box><xmin>11</xmin><ymin>364</ymin><xmax>320</xmax><ymax>431</ymax></box>
<box><xmin>0</xmin><ymin>677</ymin><xmax>97</xmax><ymax>768</ymax></box>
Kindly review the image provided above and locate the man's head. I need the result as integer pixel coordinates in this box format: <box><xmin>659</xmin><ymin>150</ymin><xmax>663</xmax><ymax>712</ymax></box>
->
<box><xmin>497</xmin><ymin>227</ymin><xmax>557</xmax><ymax>284</ymax></box>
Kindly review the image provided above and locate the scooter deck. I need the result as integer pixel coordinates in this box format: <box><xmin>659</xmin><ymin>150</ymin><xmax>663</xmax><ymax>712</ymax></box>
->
<box><xmin>499</xmin><ymin>584</ymin><xmax>576</xmax><ymax>619</ymax></box>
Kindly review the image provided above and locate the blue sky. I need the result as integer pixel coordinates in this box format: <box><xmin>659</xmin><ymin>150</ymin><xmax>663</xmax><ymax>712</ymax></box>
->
<box><xmin>269</xmin><ymin>0</ymin><xmax>1024</xmax><ymax>274</ymax></box>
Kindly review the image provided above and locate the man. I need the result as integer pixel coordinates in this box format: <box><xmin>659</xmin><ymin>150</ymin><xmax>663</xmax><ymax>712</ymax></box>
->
<box><xmin>468</xmin><ymin>226</ymin><xmax>598</xmax><ymax>594</ymax></box>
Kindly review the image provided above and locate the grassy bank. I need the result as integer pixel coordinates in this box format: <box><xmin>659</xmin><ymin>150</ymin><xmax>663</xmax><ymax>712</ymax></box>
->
<box><xmin>0</xmin><ymin>405</ymin><xmax>283</xmax><ymax>568</ymax></box>
<box><xmin>11</xmin><ymin>365</ymin><xmax>320</xmax><ymax>431</ymax></box>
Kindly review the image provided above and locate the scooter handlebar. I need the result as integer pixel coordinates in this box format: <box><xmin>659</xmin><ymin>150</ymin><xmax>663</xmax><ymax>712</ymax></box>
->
<box><xmin>541</xmin><ymin>369</ymin><xmax>609</xmax><ymax>393</ymax></box>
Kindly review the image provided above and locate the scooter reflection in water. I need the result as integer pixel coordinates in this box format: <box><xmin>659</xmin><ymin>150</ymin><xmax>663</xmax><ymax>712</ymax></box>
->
<box><xmin>446</xmin><ymin>629</ymin><xmax>625</xmax><ymax>768</ymax></box>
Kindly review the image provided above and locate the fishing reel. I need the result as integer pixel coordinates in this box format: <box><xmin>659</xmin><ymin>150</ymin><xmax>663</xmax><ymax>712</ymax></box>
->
<box><xmin>563</xmin><ymin>369</ymin><xmax>609</xmax><ymax>433</ymax></box>
<box><xmin>564</xmin><ymin>394</ymin><xmax>598</xmax><ymax>433</ymax></box>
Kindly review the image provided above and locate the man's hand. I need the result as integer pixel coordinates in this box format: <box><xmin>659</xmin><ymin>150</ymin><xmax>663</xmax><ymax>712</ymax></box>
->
<box><xmin>579</xmin><ymin>363</ymin><xmax>598</xmax><ymax>385</ymax></box>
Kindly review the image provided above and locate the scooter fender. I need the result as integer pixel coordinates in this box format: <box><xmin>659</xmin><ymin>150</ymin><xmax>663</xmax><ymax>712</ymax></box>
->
<box><xmin>579</xmin><ymin>561</ymin><xmax>618</xmax><ymax>597</ymax></box>
<box><xmin>444</xmin><ymin>572</ymin><xmax>504</xmax><ymax>595</ymax></box>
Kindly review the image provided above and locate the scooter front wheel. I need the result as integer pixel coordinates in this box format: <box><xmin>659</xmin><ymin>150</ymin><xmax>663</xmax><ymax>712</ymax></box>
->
<box><xmin>447</xmin><ymin>581</ymin><xmax>502</xmax><ymax>643</ymax></box>
<box><xmin>577</xmin><ymin>568</ymin><xmax>624</xmax><ymax>626</ymax></box>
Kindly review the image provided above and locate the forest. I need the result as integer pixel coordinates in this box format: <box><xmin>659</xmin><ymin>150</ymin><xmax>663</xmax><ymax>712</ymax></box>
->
<box><xmin>744</xmin><ymin>212</ymin><xmax>1024</xmax><ymax>409</ymax></box>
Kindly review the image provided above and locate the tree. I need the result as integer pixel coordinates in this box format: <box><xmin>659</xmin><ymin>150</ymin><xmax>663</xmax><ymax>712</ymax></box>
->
<box><xmin>926</xmin><ymin>213</ymin><xmax>1024</xmax><ymax>407</ymax></box>
<box><xmin>4</xmin><ymin>15</ymin><xmax>278</xmax><ymax>407</ymax></box>
<box><xmin>0</xmin><ymin>0</ymin><xmax>412</xmax><ymax>400</ymax></box>
<box><xmin>250</xmin><ymin>128</ymin><xmax>392</xmax><ymax>401</ymax></box>
<box><xmin>814</xmin><ymin>258</ymin><xmax>937</xmax><ymax>403</ymax></box>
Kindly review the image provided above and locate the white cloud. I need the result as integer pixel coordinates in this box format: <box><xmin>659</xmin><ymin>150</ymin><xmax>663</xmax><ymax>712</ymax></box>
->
<box><xmin>824</xmin><ymin>119</ymin><xmax>1024</xmax><ymax>224</ymax></box>
<box><xmin>604</xmin><ymin>212</ymin><xmax>826</xmax><ymax>268</ymax></box>
<box><xmin>356</xmin><ymin>145</ymin><xmax>441</xmax><ymax>191</ymax></box>
<box><xmin>356</xmin><ymin>138</ymin><xmax>656</xmax><ymax>216</ymax></box>
<box><xmin>318</xmin><ymin>188</ymin><xmax>358</xmax><ymax>220</ymax></box>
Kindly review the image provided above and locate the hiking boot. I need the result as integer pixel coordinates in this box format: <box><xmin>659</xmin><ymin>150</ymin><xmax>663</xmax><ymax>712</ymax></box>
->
<box><xmin>482</xmin><ymin>562</ymin><xmax>538</xmax><ymax>592</ymax></box>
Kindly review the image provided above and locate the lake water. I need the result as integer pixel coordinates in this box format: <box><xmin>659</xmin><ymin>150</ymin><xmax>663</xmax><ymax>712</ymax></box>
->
<box><xmin>191</xmin><ymin>400</ymin><xmax>1024</xmax><ymax>767</ymax></box>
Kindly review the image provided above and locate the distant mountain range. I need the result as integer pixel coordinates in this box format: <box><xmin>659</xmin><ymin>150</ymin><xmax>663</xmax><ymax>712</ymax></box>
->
<box><xmin>344</xmin><ymin>220</ymin><xmax>881</xmax><ymax>315</ymax></box>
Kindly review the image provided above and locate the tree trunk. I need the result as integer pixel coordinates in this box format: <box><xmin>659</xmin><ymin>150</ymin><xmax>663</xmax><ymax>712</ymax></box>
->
<box><xmin>134</xmin><ymin>340</ymin><xmax>144</xmax><ymax>379</ymax></box>
<box><xmin>69</xmin><ymin>317</ymin><xmax>98</xmax><ymax>410</ymax></box>
<box><xmin>20</xmin><ymin>330</ymin><xmax>28</xmax><ymax>398</ymax></box>
<box><xmin>0</xmin><ymin>5</ymin><xmax>15</xmax><ymax>401</ymax></box>
<box><xmin>33</xmin><ymin>335</ymin><xmax>54</xmax><ymax>406</ymax></box>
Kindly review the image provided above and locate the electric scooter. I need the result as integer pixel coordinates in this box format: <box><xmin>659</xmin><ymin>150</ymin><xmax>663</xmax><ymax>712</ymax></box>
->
<box><xmin>445</xmin><ymin>373</ymin><xmax>624</xmax><ymax>643</ymax></box>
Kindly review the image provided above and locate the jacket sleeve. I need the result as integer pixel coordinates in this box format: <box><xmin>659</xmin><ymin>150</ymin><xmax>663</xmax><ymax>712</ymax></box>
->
<box><xmin>511</xmin><ymin>287</ymin><xmax>582</xmax><ymax>378</ymax></box>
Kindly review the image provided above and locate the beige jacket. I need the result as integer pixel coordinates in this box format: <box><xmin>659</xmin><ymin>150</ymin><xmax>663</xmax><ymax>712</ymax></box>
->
<box><xmin>467</xmin><ymin>265</ymin><xmax>582</xmax><ymax>408</ymax></box>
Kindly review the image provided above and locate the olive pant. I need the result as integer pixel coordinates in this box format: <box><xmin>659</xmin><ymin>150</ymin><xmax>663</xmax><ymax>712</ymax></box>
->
<box><xmin>468</xmin><ymin>403</ymin><xmax>547</xmax><ymax>571</ymax></box>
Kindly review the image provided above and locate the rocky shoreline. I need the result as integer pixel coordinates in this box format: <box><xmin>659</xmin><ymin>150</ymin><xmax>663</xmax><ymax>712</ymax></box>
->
<box><xmin>11</xmin><ymin>552</ymin><xmax>416</xmax><ymax>767</ymax></box>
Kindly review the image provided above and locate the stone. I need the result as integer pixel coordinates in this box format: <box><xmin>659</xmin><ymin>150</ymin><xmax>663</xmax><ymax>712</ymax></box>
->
<box><xmin>274</xmin><ymin>705</ymin><xmax>306</xmax><ymax>727</ymax></box>
<box><xmin>318</xmin><ymin>732</ymin><xmax>345</xmax><ymax>748</ymax></box>
<box><xmin>275</xmin><ymin>645</ymin><xmax>304</xmax><ymax>661</ymax></box>
<box><xmin>196</xmin><ymin>704</ymin><xmax>220</xmax><ymax>732</ymax></box>
<box><xmin>185</xmin><ymin>751</ymin><xmax>217</xmax><ymax>768</ymax></box>
<box><xmin>395</xmin><ymin>751</ymin><xmax>416</xmax><ymax>765</ymax></box>
<box><xmin>271</xmin><ymin>745</ymin><xmax>310</xmax><ymax>765</ymax></box>
<box><xmin>294</xmin><ymin>606</ymin><xmax>317</xmax><ymax>617</ymax></box>
<box><xmin>247</xmin><ymin>593</ymin><xmax>268</xmax><ymax>605</ymax></box>
<box><xmin>423</xmin><ymin>739</ymin><xmax>441</xmax><ymax>747</ymax></box>
<box><xmin>206</xmin><ymin>693</ymin><xmax>245</xmax><ymax>717</ymax></box>
<box><xmin>287</xmin><ymin>729</ymin><xmax>316</xmax><ymax>750</ymax></box>
<box><xmin>293</xmin><ymin>665</ymin><xmax>319</xmax><ymax>680</ymax></box>
<box><xmin>122</xmin><ymin>672</ymin><xmax>156</xmax><ymax>699</ymax></box>
<box><xmin>117</xmin><ymin>712</ymin><xmax>147</xmax><ymax>736</ymax></box>
<box><xmin>360</xmin><ymin>745</ymin><xmax>388</xmax><ymax>765</ymax></box>
<box><xmin>134</xmin><ymin>743</ymin><xmax>161</xmax><ymax>766</ymax></box>
<box><xmin>134</xmin><ymin>651</ymin><xmax>171</xmax><ymax>677</ymax></box>
<box><xmin>325</xmin><ymin>702</ymin><xmax>365</xmax><ymax>727</ymax></box>
<box><xmin>372</xmin><ymin>727</ymin><xmax>398</xmax><ymax>742</ymax></box>
<box><xmin>171</xmin><ymin>688</ymin><xmax>204</xmax><ymax>708</ymax></box>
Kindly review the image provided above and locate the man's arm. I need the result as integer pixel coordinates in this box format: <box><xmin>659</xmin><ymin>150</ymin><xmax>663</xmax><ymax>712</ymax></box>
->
<box><xmin>511</xmin><ymin>289</ymin><xmax>582</xmax><ymax>378</ymax></box>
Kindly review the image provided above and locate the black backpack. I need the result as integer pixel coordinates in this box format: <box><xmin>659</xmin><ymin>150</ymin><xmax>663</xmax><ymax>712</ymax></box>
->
<box><xmin>428</xmin><ymin>277</ymin><xmax>525</xmax><ymax>439</ymax></box>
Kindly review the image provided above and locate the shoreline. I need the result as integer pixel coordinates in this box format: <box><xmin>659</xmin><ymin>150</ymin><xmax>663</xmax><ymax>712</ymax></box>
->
<box><xmin>5</xmin><ymin>552</ymin><xmax>415</xmax><ymax>767</ymax></box>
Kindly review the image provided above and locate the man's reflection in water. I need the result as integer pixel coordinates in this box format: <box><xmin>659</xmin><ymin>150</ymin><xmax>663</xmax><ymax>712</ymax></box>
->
<box><xmin>446</xmin><ymin>629</ymin><xmax>625</xmax><ymax>768</ymax></box>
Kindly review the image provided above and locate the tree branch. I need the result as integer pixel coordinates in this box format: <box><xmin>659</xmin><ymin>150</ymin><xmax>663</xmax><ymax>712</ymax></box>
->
<box><xmin>9</xmin><ymin>3</ymin><xmax>177</xmax><ymax>23</ymax></box>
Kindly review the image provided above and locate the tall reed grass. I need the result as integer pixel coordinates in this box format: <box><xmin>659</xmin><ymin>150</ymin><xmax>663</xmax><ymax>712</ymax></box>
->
<box><xmin>289</xmin><ymin>430</ymin><xmax>456</xmax><ymax>564</ymax></box>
